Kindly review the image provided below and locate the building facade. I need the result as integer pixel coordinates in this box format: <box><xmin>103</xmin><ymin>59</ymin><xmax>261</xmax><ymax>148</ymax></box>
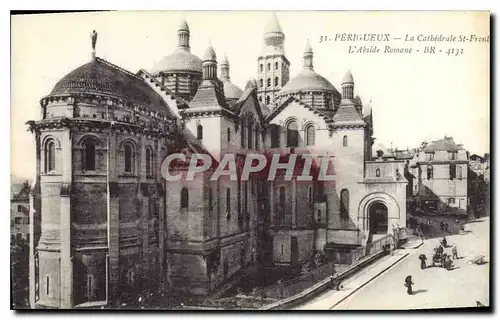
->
<box><xmin>11</xmin><ymin>181</ymin><xmax>31</xmax><ymax>244</ymax></box>
<box><xmin>409</xmin><ymin>137</ymin><xmax>469</xmax><ymax>214</ymax></box>
<box><xmin>27</xmin><ymin>14</ymin><xmax>408</xmax><ymax>308</ymax></box>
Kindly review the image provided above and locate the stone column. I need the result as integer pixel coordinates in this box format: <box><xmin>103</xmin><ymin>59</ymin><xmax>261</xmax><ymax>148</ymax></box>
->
<box><xmin>59</xmin><ymin>129</ymin><xmax>73</xmax><ymax>308</ymax></box>
<box><xmin>107</xmin><ymin>130</ymin><xmax>120</xmax><ymax>304</ymax></box>
<box><xmin>292</xmin><ymin>179</ymin><xmax>297</xmax><ymax>227</ymax></box>
<box><xmin>269</xmin><ymin>181</ymin><xmax>275</xmax><ymax>226</ymax></box>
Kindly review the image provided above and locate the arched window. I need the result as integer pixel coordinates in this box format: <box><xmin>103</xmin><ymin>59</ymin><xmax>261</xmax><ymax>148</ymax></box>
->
<box><xmin>274</xmin><ymin>77</ymin><xmax>279</xmax><ymax>86</ymax></box>
<box><xmin>45</xmin><ymin>140</ymin><xmax>56</xmax><ymax>173</ymax></box>
<box><xmin>240</xmin><ymin>123</ymin><xmax>246</xmax><ymax>148</ymax></box>
<box><xmin>266</xmin><ymin>96</ymin><xmax>270</xmax><ymax>105</ymax></box>
<box><xmin>259</xmin><ymin>79</ymin><xmax>263</xmax><ymax>87</ymax></box>
<box><xmin>146</xmin><ymin>147</ymin><xmax>153</xmax><ymax>177</ymax></box>
<box><xmin>259</xmin><ymin>96</ymin><xmax>262</xmax><ymax>102</ymax></box>
<box><xmin>340</xmin><ymin>189</ymin><xmax>349</xmax><ymax>218</ymax></box>
<box><xmin>226</xmin><ymin>188</ymin><xmax>231</xmax><ymax>213</ymax></box>
<box><xmin>180</xmin><ymin>187</ymin><xmax>189</xmax><ymax>209</ymax></box>
<box><xmin>260</xmin><ymin>64</ymin><xmax>263</xmax><ymax>72</ymax></box>
<box><xmin>255</xmin><ymin>124</ymin><xmax>260</xmax><ymax>150</ymax></box>
<box><xmin>83</xmin><ymin>139</ymin><xmax>96</xmax><ymax>171</ymax></box>
<box><xmin>427</xmin><ymin>166</ymin><xmax>433</xmax><ymax>180</ymax></box>
<box><xmin>376</xmin><ymin>168</ymin><xmax>381</xmax><ymax>177</ymax></box>
<box><xmin>247</xmin><ymin>119</ymin><xmax>253</xmax><ymax>149</ymax></box>
<box><xmin>279</xmin><ymin>186</ymin><xmax>285</xmax><ymax>209</ymax></box>
<box><xmin>124</xmin><ymin>143</ymin><xmax>134</xmax><ymax>173</ymax></box>
<box><xmin>457</xmin><ymin>165</ymin><xmax>463</xmax><ymax>180</ymax></box>
<box><xmin>227</xmin><ymin>128</ymin><xmax>231</xmax><ymax>142</ymax></box>
<box><xmin>286</xmin><ymin>120</ymin><xmax>299</xmax><ymax>147</ymax></box>
<box><xmin>343</xmin><ymin>135</ymin><xmax>348</xmax><ymax>147</ymax></box>
<box><xmin>267</xmin><ymin>63</ymin><xmax>270</xmax><ymax>71</ymax></box>
<box><xmin>275</xmin><ymin>62</ymin><xmax>278</xmax><ymax>70</ymax></box>
<box><xmin>308</xmin><ymin>186</ymin><xmax>313</xmax><ymax>203</ymax></box>
<box><xmin>208</xmin><ymin>187</ymin><xmax>213</xmax><ymax>211</ymax></box>
<box><xmin>197</xmin><ymin>124</ymin><xmax>203</xmax><ymax>139</ymax></box>
<box><xmin>267</xmin><ymin>78</ymin><xmax>271</xmax><ymax>87</ymax></box>
<box><xmin>305</xmin><ymin>125</ymin><xmax>315</xmax><ymax>146</ymax></box>
<box><xmin>271</xmin><ymin>125</ymin><xmax>280</xmax><ymax>148</ymax></box>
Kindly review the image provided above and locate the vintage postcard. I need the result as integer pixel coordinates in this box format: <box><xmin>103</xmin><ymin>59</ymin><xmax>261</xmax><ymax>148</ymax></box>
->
<box><xmin>10</xmin><ymin>11</ymin><xmax>490</xmax><ymax>310</ymax></box>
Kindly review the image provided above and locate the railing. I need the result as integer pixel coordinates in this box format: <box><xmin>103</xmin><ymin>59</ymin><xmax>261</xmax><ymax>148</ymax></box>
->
<box><xmin>251</xmin><ymin>262</ymin><xmax>349</xmax><ymax>301</ymax></box>
<box><xmin>365</xmin><ymin>234</ymin><xmax>394</xmax><ymax>256</ymax></box>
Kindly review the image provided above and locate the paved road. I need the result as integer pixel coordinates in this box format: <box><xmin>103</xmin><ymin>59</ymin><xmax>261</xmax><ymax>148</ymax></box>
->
<box><xmin>333</xmin><ymin>217</ymin><xmax>490</xmax><ymax>310</ymax></box>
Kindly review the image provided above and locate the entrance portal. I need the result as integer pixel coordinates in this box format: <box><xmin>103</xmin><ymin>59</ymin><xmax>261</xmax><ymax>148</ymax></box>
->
<box><xmin>369</xmin><ymin>202</ymin><xmax>388</xmax><ymax>234</ymax></box>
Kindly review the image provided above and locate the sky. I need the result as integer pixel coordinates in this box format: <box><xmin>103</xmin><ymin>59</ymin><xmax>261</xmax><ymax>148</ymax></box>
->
<box><xmin>10</xmin><ymin>11</ymin><xmax>490</xmax><ymax>180</ymax></box>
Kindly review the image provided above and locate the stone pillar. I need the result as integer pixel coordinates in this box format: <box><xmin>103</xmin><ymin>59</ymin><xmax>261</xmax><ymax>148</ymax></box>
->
<box><xmin>269</xmin><ymin>181</ymin><xmax>275</xmax><ymax>226</ymax></box>
<box><xmin>292</xmin><ymin>179</ymin><xmax>297</xmax><ymax>227</ymax></box>
<box><xmin>107</xmin><ymin>130</ymin><xmax>120</xmax><ymax>304</ymax></box>
<box><xmin>59</xmin><ymin>130</ymin><xmax>73</xmax><ymax>308</ymax></box>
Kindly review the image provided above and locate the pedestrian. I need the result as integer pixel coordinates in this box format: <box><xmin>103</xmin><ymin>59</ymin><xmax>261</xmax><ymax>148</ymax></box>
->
<box><xmin>419</xmin><ymin>254</ymin><xmax>427</xmax><ymax>269</ymax></box>
<box><xmin>452</xmin><ymin>246</ymin><xmax>459</xmax><ymax>260</ymax></box>
<box><xmin>444</xmin><ymin>223</ymin><xmax>449</xmax><ymax>232</ymax></box>
<box><xmin>440</xmin><ymin>221</ymin><xmax>444</xmax><ymax>231</ymax></box>
<box><xmin>441</xmin><ymin>237</ymin><xmax>447</xmax><ymax>248</ymax></box>
<box><xmin>405</xmin><ymin>275</ymin><xmax>414</xmax><ymax>295</ymax></box>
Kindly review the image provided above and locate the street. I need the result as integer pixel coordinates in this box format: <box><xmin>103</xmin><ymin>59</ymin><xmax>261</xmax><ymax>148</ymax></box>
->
<box><xmin>333</xmin><ymin>216</ymin><xmax>490</xmax><ymax>310</ymax></box>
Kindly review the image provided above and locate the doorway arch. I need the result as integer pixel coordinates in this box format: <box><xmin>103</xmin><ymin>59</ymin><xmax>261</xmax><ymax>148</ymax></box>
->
<box><xmin>368</xmin><ymin>202</ymin><xmax>388</xmax><ymax>234</ymax></box>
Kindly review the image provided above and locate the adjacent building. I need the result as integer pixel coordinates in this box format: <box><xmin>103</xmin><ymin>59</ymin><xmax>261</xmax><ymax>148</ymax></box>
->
<box><xmin>11</xmin><ymin>181</ymin><xmax>31</xmax><ymax>244</ymax></box>
<box><xmin>27</xmin><ymin>14</ymin><xmax>408</xmax><ymax>308</ymax></box>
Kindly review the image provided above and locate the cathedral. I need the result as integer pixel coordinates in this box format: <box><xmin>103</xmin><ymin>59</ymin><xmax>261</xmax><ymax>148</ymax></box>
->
<box><xmin>27</xmin><ymin>14</ymin><xmax>408</xmax><ymax>308</ymax></box>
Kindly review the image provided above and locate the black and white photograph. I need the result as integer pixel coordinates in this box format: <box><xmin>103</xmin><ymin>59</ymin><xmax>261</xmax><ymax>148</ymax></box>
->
<box><xmin>9</xmin><ymin>10</ymin><xmax>490</xmax><ymax>311</ymax></box>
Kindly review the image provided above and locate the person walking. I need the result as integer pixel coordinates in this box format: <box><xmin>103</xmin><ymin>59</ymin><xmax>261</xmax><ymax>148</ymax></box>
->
<box><xmin>405</xmin><ymin>275</ymin><xmax>414</xmax><ymax>295</ymax></box>
<box><xmin>452</xmin><ymin>246</ymin><xmax>459</xmax><ymax>260</ymax></box>
<box><xmin>444</xmin><ymin>223</ymin><xmax>449</xmax><ymax>232</ymax></box>
<box><xmin>419</xmin><ymin>254</ymin><xmax>427</xmax><ymax>269</ymax></box>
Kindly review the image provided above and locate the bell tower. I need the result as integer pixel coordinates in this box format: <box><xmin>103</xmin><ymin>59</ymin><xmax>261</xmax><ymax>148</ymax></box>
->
<box><xmin>257</xmin><ymin>13</ymin><xmax>290</xmax><ymax>107</ymax></box>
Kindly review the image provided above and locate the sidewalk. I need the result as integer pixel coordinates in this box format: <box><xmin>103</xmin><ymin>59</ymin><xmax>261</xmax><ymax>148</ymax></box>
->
<box><xmin>295</xmin><ymin>250</ymin><xmax>410</xmax><ymax>310</ymax></box>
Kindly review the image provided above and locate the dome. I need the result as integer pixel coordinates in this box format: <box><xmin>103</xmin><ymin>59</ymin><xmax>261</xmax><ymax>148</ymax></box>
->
<box><xmin>279</xmin><ymin>69</ymin><xmax>337</xmax><ymax>95</ymax></box>
<box><xmin>49</xmin><ymin>58</ymin><xmax>169</xmax><ymax>112</ymax></box>
<box><xmin>150</xmin><ymin>48</ymin><xmax>202</xmax><ymax>74</ymax></box>
<box><xmin>223</xmin><ymin>81</ymin><xmax>244</xmax><ymax>100</ymax></box>
<box><xmin>220</xmin><ymin>53</ymin><xmax>229</xmax><ymax>65</ymax></box>
<box><xmin>304</xmin><ymin>41</ymin><xmax>313</xmax><ymax>55</ymax></box>
<box><xmin>342</xmin><ymin>70</ymin><xmax>354</xmax><ymax>84</ymax></box>
<box><xmin>178</xmin><ymin>19</ymin><xmax>189</xmax><ymax>32</ymax></box>
<box><xmin>203</xmin><ymin>46</ymin><xmax>217</xmax><ymax>61</ymax></box>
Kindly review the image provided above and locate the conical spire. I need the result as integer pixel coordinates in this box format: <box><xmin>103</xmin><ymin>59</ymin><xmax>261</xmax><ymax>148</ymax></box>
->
<box><xmin>342</xmin><ymin>70</ymin><xmax>354</xmax><ymax>84</ymax></box>
<box><xmin>264</xmin><ymin>12</ymin><xmax>283</xmax><ymax>35</ymax></box>
<box><xmin>263</xmin><ymin>12</ymin><xmax>285</xmax><ymax>50</ymax></box>
<box><xmin>220</xmin><ymin>53</ymin><xmax>230</xmax><ymax>81</ymax></box>
<box><xmin>303</xmin><ymin>39</ymin><xmax>313</xmax><ymax>70</ymax></box>
<box><xmin>177</xmin><ymin>18</ymin><xmax>191</xmax><ymax>51</ymax></box>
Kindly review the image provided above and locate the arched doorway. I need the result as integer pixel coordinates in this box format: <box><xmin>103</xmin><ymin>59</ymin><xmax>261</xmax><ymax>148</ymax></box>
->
<box><xmin>369</xmin><ymin>202</ymin><xmax>388</xmax><ymax>234</ymax></box>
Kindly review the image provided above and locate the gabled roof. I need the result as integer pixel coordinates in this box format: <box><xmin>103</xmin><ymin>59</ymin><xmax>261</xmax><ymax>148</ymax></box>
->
<box><xmin>332</xmin><ymin>100</ymin><xmax>364</xmax><ymax>124</ymax></box>
<box><xmin>231</xmin><ymin>87</ymin><xmax>267</xmax><ymax>125</ymax></box>
<box><xmin>266</xmin><ymin>96</ymin><xmax>333</xmax><ymax>124</ymax></box>
<box><xmin>188</xmin><ymin>79</ymin><xmax>227</xmax><ymax>110</ymax></box>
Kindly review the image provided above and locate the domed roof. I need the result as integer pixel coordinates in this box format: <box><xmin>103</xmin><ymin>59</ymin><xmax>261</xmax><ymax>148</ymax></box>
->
<box><xmin>178</xmin><ymin>19</ymin><xmax>189</xmax><ymax>32</ymax></box>
<box><xmin>279</xmin><ymin>69</ymin><xmax>337</xmax><ymax>95</ymax></box>
<box><xmin>223</xmin><ymin>81</ymin><xmax>244</xmax><ymax>100</ymax></box>
<box><xmin>203</xmin><ymin>46</ymin><xmax>217</xmax><ymax>61</ymax></box>
<box><xmin>343</xmin><ymin>70</ymin><xmax>354</xmax><ymax>84</ymax></box>
<box><xmin>150</xmin><ymin>48</ymin><xmax>202</xmax><ymax>74</ymax></box>
<box><xmin>49</xmin><ymin>58</ymin><xmax>170</xmax><ymax>113</ymax></box>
